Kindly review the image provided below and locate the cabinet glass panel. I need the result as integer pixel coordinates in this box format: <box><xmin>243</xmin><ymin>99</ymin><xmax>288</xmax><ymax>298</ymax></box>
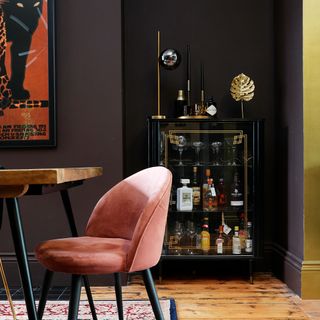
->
<box><xmin>148</xmin><ymin>119</ymin><xmax>262</xmax><ymax>259</ymax></box>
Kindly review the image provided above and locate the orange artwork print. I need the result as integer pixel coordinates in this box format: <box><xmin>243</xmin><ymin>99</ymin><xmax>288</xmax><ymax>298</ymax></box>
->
<box><xmin>0</xmin><ymin>0</ymin><xmax>55</xmax><ymax>146</ymax></box>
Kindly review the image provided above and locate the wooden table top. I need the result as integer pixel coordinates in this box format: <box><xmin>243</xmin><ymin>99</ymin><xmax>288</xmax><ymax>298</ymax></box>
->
<box><xmin>0</xmin><ymin>167</ymin><xmax>103</xmax><ymax>186</ymax></box>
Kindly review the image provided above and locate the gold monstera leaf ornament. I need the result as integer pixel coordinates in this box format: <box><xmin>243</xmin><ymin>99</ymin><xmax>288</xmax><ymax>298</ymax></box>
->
<box><xmin>230</xmin><ymin>73</ymin><xmax>255</xmax><ymax>118</ymax></box>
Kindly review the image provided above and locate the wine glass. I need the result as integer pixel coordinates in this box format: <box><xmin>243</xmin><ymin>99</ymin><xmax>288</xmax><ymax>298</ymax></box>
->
<box><xmin>159</xmin><ymin>132</ymin><xmax>166</xmax><ymax>166</ymax></box>
<box><xmin>176</xmin><ymin>135</ymin><xmax>187</xmax><ymax>166</ymax></box>
<box><xmin>192</xmin><ymin>141</ymin><xmax>205</xmax><ymax>165</ymax></box>
<box><xmin>185</xmin><ymin>221</ymin><xmax>197</xmax><ymax>255</ymax></box>
<box><xmin>211</xmin><ymin>142</ymin><xmax>222</xmax><ymax>165</ymax></box>
<box><xmin>170</xmin><ymin>221</ymin><xmax>184</xmax><ymax>255</ymax></box>
<box><xmin>223</xmin><ymin>137</ymin><xmax>233</xmax><ymax>165</ymax></box>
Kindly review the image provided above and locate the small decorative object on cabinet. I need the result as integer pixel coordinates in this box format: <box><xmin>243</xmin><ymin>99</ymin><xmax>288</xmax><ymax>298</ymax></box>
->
<box><xmin>148</xmin><ymin>118</ymin><xmax>263</xmax><ymax>283</ymax></box>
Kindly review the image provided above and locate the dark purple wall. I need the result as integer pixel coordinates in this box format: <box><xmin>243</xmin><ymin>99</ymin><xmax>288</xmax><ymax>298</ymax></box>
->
<box><xmin>273</xmin><ymin>0</ymin><xmax>303</xmax><ymax>295</ymax></box>
<box><xmin>0</xmin><ymin>0</ymin><xmax>123</xmax><ymax>285</ymax></box>
<box><xmin>124</xmin><ymin>0</ymin><xmax>275</xmax><ymax>263</ymax></box>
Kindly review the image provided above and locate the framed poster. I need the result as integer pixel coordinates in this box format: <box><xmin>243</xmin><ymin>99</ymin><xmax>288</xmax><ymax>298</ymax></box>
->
<box><xmin>0</xmin><ymin>0</ymin><xmax>55</xmax><ymax>147</ymax></box>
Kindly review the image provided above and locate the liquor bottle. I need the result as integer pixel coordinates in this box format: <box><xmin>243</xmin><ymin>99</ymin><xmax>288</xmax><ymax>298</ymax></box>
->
<box><xmin>191</xmin><ymin>167</ymin><xmax>201</xmax><ymax>209</ymax></box>
<box><xmin>221</xmin><ymin>211</ymin><xmax>232</xmax><ymax>247</ymax></box>
<box><xmin>230</xmin><ymin>172</ymin><xmax>244</xmax><ymax>207</ymax></box>
<box><xmin>232</xmin><ymin>226</ymin><xmax>241</xmax><ymax>254</ymax></box>
<box><xmin>202</xmin><ymin>168</ymin><xmax>211</xmax><ymax>210</ymax></box>
<box><xmin>201</xmin><ymin>217</ymin><xmax>210</xmax><ymax>254</ymax></box>
<box><xmin>238</xmin><ymin>212</ymin><xmax>247</xmax><ymax>249</ymax></box>
<box><xmin>216</xmin><ymin>225</ymin><xmax>224</xmax><ymax>254</ymax></box>
<box><xmin>206</xmin><ymin>96</ymin><xmax>217</xmax><ymax>118</ymax></box>
<box><xmin>245</xmin><ymin>221</ymin><xmax>253</xmax><ymax>253</ymax></box>
<box><xmin>175</xmin><ymin>89</ymin><xmax>189</xmax><ymax>118</ymax></box>
<box><xmin>204</xmin><ymin>178</ymin><xmax>218</xmax><ymax>211</ymax></box>
<box><xmin>217</xmin><ymin>178</ymin><xmax>227</xmax><ymax>207</ymax></box>
<box><xmin>176</xmin><ymin>179</ymin><xmax>193</xmax><ymax>211</ymax></box>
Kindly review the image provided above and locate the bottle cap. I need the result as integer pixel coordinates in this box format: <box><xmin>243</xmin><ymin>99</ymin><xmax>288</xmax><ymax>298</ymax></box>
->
<box><xmin>234</xmin><ymin>226</ymin><xmax>239</xmax><ymax>231</ymax></box>
<box><xmin>180</xmin><ymin>178</ymin><xmax>190</xmax><ymax>185</ymax></box>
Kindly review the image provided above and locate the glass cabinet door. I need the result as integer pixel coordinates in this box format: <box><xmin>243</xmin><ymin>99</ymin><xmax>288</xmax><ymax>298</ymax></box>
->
<box><xmin>148</xmin><ymin>119</ymin><xmax>263</xmax><ymax>259</ymax></box>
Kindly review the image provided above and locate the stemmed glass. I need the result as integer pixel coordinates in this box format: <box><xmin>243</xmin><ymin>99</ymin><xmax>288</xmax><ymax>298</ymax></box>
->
<box><xmin>171</xmin><ymin>221</ymin><xmax>184</xmax><ymax>255</ymax></box>
<box><xmin>211</xmin><ymin>142</ymin><xmax>222</xmax><ymax>166</ymax></box>
<box><xmin>159</xmin><ymin>132</ymin><xmax>165</xmax><ymax>166</ymax></box>
<box><xmin>224</xmin><ymin>137</ymin><xmax>238</xmax><ymax>166</ymax></box>
<box><xmin>185</xmin><ymin>221</ymin><xmax>197</xmax><ymax>255</ymax></box>
<box><xmin>176</xmin><ymin>135</ymin><xmax>187</xmax><ymax>166</ymax></box>
<box><xmin>192</xmin><ymin>141</ymin><xmax>205</xmax><ymax>165</ymax></box>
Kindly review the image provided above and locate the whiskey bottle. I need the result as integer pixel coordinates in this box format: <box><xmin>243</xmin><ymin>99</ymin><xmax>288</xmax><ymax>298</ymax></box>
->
<box><xmin>204</xmin><ymin>178</ymin><xmax>218</xmax><ymax>211</ymax></box>
<box><xmin>202</xmin><ymin>168</ymin><xmax>211</xmax><ymax>210</ymax></box>
<box><xmin>238</xmin><ymin>212</ymin><xmax>247</xmax><ymax>249</ymax></box>
<box><xmin>217</xmin><ymin>178</ymin><xmax>227</xmax><ymax>207</ymax></box>
<box><xmin>230</xmin><ymin>172</ymin><xmax>244</xmax><ymax>207</ymax></box>
<box><xmin>191</xmin><ymin>166</ymin><xmax>201</xmax><ymax>209</ymax></box>
<box><xmin>232</xmin><ymin>226</ymin><xmax>241</xmax><ymax>254</ymax></box>
<box><xmin>216</xmin><ymin>225</ymin><xmax>224</xmax><ymax>254</ymax></box>
<box><xmin>175</xmin><ymin>89</ymin><xmax>189</xmax><ymax>118</ymax></box>
<box><xmin>245</xmin><ymin>221</ymin><xmax>253</xmax><ymax>253</ymax></box>
<box><xmin>201</xmin><ymin>217</ymin><xmax>210</xmax><ymax>254</ymax></box>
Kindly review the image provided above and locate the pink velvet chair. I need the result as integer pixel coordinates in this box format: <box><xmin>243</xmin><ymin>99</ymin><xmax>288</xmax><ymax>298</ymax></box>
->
<box><xmin>35</xmin><ymin>166</ymin><xmax>172</xmax><ymax>320</ymax></box>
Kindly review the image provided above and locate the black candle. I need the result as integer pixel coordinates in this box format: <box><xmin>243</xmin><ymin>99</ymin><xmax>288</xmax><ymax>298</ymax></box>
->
<box><xmin>201</xmin><ymin>62</ymin><xmax>204</xmax><ymax>91</ymax></box>
<box><xmin>187</xmin><ymin>44</ymin><xmax>191</xmax><ymax>106</ymax></box>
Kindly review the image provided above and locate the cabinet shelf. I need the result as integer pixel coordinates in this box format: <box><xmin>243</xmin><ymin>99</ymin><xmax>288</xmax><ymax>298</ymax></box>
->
<box><xmin>169</xmin><ymin>206</ymin><xmax>252</xmax><ymax>214</ymax></box>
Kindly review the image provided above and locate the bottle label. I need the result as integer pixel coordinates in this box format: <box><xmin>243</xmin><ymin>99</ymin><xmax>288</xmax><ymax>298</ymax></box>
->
<box><xmin>192</xmin><ymin>187</ymin><xmax>201</xmax><ymax>206</ymax></box>
<box><xmin>201</xmin><ymin>231</ymin><xmax>210</xmax><ymax>251</ymax></box>
<box><xmin>216</xmin><ymin>239</ymin><xmax>223</xmax><ymax>254</ymax></box>
<box><xmin>245</xmin><ymin>239</ymin><xmax>253</xmax><ymax>253</ymax></box>
<box><xmin>210</xmin><ymin>187</ymin><xmax>216</xmax><ymax>197</ymax></box>
<box><xmin>230</xmin><ymin>200</ymin><xmax>244</xmax><ymax>206</ymax></box>
<box><xmin>182</xmin><ymin>192</ymin><xmax>192</xmax><ymax>204</ymax></box>
<box><xmin>232</xmin><ymin>237</ymin><xmax>241</xmax><ymax>254</ymax></box>
<box><xmin>223</xmin><ymin>224</ymin><xmax>232</xmax><ymax>235</ymax></box>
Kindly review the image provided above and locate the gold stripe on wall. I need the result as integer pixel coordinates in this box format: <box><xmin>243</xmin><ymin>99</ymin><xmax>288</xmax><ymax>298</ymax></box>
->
<box><xmin>303</xmin><ymin>0</ymin><xmax>320</xmax><ymax>299</ymax></box>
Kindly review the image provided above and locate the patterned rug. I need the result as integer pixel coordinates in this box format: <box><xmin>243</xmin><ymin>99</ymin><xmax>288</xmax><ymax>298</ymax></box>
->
<box><xmin>0</xmin><ymin>299</ymin><xmax>177</xmax><ymax>319</ymax></box>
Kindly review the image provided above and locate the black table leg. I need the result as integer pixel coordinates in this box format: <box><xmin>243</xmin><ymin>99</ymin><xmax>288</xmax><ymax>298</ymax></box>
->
<box><xmin>60</xmin><ymin>189</ymin><xmax>97</xmax><ymax>320</ymax></box>
<box><xmin>6</xmin><ymin>198</ymin><xmax>38</xmax><ymax>320</ymax></box>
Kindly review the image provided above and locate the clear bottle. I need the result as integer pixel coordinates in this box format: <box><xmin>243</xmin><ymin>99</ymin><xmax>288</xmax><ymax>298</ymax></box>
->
<box><xmin>201</xmin><ymin>217</ymin><xmax>210</xmax><ymax>254</ymax></box>
<box><xmin>232</xmin><ymin>226</ymin><xmax>241</xmax><ymax>255</ymax></box>
<box><xmin>191</xmin><ymin>167</ymin><xmax>201</xmax><ymax>210</ymax></box>
<box><xmin>245</xmin><ymin>221</ymin><xmax>253</xmax><ymax>253</ymax></box>
<box><xmin>176</xmin><ymin>179</ymin><xmax>193</xmax><ymax>211</ymax></box>
<box><xmin>204</xmin><ymin>178</ymin><xmax>218</xmax><ymax>211</ymax></box>
<box><xmin>216</xmin><ymin>225</ymin><xmax>224</xmax><ymax>254</ymax></box>
<box><xmin>230</xmin><ymin>172</ymin><xmax>244</xmax><ymax>207</ymax></box>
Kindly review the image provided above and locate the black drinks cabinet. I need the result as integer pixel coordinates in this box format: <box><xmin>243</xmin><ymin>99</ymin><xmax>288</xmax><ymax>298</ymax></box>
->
<box><xmin>148</xmin><ymin>118</ymin><xmax>264</xmax><ymax>282</ymax></box>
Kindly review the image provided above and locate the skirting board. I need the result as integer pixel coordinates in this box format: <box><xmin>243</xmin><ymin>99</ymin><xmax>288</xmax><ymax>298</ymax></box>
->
<box><xmin>272</xmin><ymin>243</ymin><xmax>320</xmax><ymax>298</ymax></box>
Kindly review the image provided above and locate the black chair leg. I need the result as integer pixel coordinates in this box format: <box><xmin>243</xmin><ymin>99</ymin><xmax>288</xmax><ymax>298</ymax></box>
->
<box><xmin>37</xmin><ymin>270</ymin><xmax>54</xmax><ymax>319</ymax></box>
<box><xmin>142</xmin><ymin>269</ymin><xmax>164</xmax><ymax>320</ymax></box>
<box><xmin>68</xmin><ymin>274</ymin><xmax>82</xmax><ymax>320</ymax></box>
<box><xmin>82</xmin><ymin>275</ymin><xmax>98</xmax><ymax>320</ymax></box>
<box><xmin>114</xmin><ymin>273</ymin><xmax>124</xmax><ymax>320</ymax></box>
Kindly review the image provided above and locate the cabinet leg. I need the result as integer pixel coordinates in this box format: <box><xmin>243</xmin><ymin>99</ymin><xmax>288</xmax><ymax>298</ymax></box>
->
<box><xmin>249</xmin><ymin>259</ymin><xmax>254</xmax><ymax>284</ymax></box>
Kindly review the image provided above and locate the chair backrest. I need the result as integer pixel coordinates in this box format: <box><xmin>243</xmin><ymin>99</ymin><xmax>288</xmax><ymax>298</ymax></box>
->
<box><xmin>85</xmin><ymin>166</ymin><xmax>172</xmax><ymax>272</ymax></box>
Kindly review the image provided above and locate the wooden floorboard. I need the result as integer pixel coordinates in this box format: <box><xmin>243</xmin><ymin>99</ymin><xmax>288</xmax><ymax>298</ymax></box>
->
<box><xmin>81</xmin><ymin>273</ymin><xmax>319</xmax><ymax>319</ymax></box>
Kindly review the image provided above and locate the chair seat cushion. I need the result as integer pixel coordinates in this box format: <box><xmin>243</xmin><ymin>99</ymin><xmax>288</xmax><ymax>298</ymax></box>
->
<box><xmin>35</xmin><ymin>236</ymin><xmax>131</xmax><ymax>275</ymax></box>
